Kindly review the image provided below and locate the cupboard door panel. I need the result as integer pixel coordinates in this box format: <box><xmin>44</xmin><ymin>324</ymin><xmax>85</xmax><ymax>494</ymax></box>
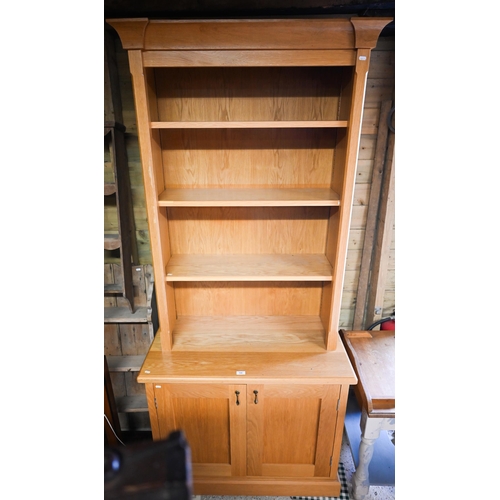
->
<box><xmin>153</xmin><ymin>383</ymin><xmax>246</xmax><ymax>476</ymax></box>
<box><xmin>247</xmin><ymin>384</ymin><xmax>340</xmax><ymax>478</ymax></box>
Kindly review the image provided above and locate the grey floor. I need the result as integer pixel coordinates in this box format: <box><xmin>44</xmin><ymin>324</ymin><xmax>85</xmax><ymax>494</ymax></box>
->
<box><xmin>195</xmin><ymin>429</ymin><xmax>395</xmax><ymax>500</ymax></box>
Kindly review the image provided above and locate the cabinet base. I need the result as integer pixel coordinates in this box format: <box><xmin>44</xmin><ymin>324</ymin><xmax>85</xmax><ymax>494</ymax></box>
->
<box><xmin>193</xmin><ymin>475</ymin><xmax>342</xmax><ymax>496</ymax></box>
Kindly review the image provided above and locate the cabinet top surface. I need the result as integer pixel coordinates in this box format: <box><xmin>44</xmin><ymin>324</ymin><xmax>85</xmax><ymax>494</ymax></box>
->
<box><xmin>137</xmin><ymin>330</ymin><xmax>357</xmax><ymax>384</ymax></box>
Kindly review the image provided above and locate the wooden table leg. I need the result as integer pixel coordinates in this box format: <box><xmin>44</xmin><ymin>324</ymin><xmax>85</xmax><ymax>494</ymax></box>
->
<box><xmin>352</xmin><ymin>410</ymin><xmax>395</xmax><ymax>500</ymax></box>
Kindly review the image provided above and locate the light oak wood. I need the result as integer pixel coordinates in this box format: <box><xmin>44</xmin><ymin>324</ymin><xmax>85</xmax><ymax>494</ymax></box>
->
<box><xmin>108</xmin><ymin>16</ymin><xmax>390</xmax><ymax>496</ymax></box>
<box><xmin>143</xmin><ymin>49</ymin><xmax>356</xmax><ymax>67</ymax></box>
<box><xmin>128</xmin><ymin>51</ymin><xmax>176</xmax><ymax>350</ymax></box>
<box><xmin>173</xmin><ymin>282</ymin><xmax>324</xmax><ymax>316</ymax></box>
<box><xmin>142</xmin><ymin>19</ymin><xmax>355</xmax><ymax>50</ymax></box>
<box><xmin>158</xmin><ymin>188</ymin><xmax>341</xmax><ymax>207</ymax></box>
<box><xmin>153</xmin><ymin>66</ymin><xmax>345</xmax><ymax>124</ymax></box>
<box><xmin>171</xmin><ymin>316</ymin><xmax>327</xmax><ymax>352</ymax></box>
<box><xmin>351</xmin><ymin>18</ymin><xmax>394</xmax><ymax>49</ymax></box>
<box><xmin>160</xmin><ymin>128</ymin><xmax>337</xmax><ymax>190</ymax></box>
<box><xmin>167</xmin><ymin>207</ymin><xmax>330</xmax><ymax>255</ymax></box>
<box><xmin>152</xmin><ymin>121</ymin><xmax>347</xmax><ymax>129</ymax></box>
<box><xmin>153</xmin><ymin>383</ymin><xmax>247</xmax><ymax>476</ymax></box>
<box><xmin>107</xmin><ymin>18</ymin><xmax>391</xmax><ymax>51</ymax></box>
<box><xmin>149</xmin><ymin>381</ymin><xmax>349</xmax><ymax>486</ymax></box>
<box><xmin>330</xmin><ymin>384</ymin><xmax>350</xmax><ymax>472</ymax></box>
<box><xmin>247</xmin><ymin>384</ymin><xmax>339</xmax><ymax>477</ymax></box>
<box><xmin>138</xmin><ymin>331</ymin><xmax>356</xmax><ymax>385</ymax></box>
<box><xmin>166</xmin><ymin>254</ymin><xmax>332</xmax><ymax>281</ymax></box>
<box><xmin>192</xmin><ymin>476</ymin><xmax>342</xmax><ymax>496</ymax></box>
<box><xmin>322</xmin><ymin>50</ymin><xmax>372</xmax><ymax>349</ymax></box>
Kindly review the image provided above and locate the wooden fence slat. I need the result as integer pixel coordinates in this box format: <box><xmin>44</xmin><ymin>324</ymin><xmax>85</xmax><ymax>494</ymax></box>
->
<box><xmin>353</xmin><ymin>101</ymin><xmax>393</xmax><ymax>329</ymax></box>
<box><xmin>365</xmin><ymin>129</ymin><xmax>395</xmax><ymax>326</ymax></box>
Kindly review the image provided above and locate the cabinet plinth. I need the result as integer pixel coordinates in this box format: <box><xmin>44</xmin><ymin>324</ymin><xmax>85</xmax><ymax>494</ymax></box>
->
<box><xmin>107</xmin><ymin>16</ymin><xmax>390</xmax><ymax>496</ymax></box>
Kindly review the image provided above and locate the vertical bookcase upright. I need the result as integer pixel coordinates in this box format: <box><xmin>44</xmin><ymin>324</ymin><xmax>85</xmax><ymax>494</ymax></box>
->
<box><xmin>107</xmin><ymin>17</ymin><xmax>391</xmax><ymax>496</ymax></box>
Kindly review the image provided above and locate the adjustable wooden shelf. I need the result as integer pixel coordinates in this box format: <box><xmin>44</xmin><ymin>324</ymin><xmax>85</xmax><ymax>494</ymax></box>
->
<box><xmin>106</xmin><ymin>16</ymin><xmax>391</xmax><ymax>496</ymax></box>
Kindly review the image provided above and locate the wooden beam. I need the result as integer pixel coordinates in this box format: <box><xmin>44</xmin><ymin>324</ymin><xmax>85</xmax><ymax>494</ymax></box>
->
<box><xmin>365</xmin><ymin>125</ymin><xmax>395</xmax><ymax>327</ymax></box>
<box><xmin>353</xmin><ymin>100</ymin><xmax>392</xmax><ymax>329</ymax></box>
<box><xmin>104</xmin><ymin>30</ymin><xmax>123</xmax><ymax>125</ymax></box>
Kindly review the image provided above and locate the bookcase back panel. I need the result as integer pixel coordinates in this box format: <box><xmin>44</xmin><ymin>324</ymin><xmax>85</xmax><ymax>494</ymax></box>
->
<box><xmin>160</xmin><ymin>129</ymin><xmax>337</xmax><ymax>189</ymax></box>
<box><xmin>166</xmin><ymin>207</ymin><xmax>330</xmax><ymax>254</ymax></box>
<box><xmin>153</xmin><ymin>67</ymin><xmax>344</xmax><ymax>122</ymax></box>
<box><xmin>174</xmin><ymin>282</ymin><xmax>324</xmax><ymax>316</ymax></box>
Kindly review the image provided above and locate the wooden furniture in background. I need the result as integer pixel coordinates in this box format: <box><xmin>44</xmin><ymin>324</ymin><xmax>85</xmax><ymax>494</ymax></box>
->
<box><xmin>104</xmin><ymin>264</ymin><xmax>158</xmax><ymax>431</ymax></box>
<box><xmin>340</xmin><ymin>329</ymin><xmax>395</xmax><ymax>500</ymax></box>
<box><xmin>104</xmin><ymin>29</ymin><xmax>138</xmax><ymax>311</ymax></box>
<box><xmin>106</xmin><ymin>17</ymin><xmax>391</xmax><ymax>496</ymax></box>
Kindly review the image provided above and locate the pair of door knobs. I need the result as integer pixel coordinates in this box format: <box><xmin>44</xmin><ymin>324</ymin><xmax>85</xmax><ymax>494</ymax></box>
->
<box><xmin>235</xmin><ymin>390</ymin><xmax>258</xmax><ymax>405</ymax></box>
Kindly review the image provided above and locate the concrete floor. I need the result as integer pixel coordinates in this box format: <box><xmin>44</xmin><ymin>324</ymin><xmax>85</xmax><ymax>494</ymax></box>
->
<box><xmin>196</xmin><ymin>430</ymin><xmax>395</xmax><ymax>500</ymax></box>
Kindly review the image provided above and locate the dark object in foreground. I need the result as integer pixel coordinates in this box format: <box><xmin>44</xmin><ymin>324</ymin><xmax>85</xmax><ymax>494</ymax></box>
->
<box><xmin>105</xmin><ymin>430</ymin><xmax>192</xmax><ymax>500</ymax></box>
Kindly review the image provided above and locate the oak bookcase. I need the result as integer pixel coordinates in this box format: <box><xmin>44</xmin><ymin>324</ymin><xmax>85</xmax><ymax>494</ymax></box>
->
<box><xmin>107</xmin><ymin>17</ymin><xmax>391</xmax><ymax>496</ymax></box>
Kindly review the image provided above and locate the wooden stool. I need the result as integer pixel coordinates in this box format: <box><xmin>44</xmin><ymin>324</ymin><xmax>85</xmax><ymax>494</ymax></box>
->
<box><xmin>340</xmin><ymin>330</ymin><xmax>395</xmax><ymax>500</ymax></box>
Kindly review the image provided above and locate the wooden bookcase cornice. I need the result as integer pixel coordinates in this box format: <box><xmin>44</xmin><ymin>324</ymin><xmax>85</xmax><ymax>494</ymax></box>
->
<box><xmin>106</xmin><ymin>17</ymin><xmax>392</xmax><ymax>51</ymax></box>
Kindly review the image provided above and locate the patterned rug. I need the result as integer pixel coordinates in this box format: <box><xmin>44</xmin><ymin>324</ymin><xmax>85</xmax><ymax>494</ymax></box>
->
<box><xmin>291</xmin><ymin>461</ymin><xmax>349</xmax><ymax>500</ymax></box>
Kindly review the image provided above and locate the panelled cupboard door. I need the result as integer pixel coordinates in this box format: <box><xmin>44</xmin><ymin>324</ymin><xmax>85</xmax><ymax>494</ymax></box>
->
<box><xmin>152</xmin><ymin>383</ymin><xmax>247</xmax><ymax>477</ymax></box>
<box><xmin>246</xmin><ymin>384</ymin><xmax>340</xmax><ymax>478</ymax></box>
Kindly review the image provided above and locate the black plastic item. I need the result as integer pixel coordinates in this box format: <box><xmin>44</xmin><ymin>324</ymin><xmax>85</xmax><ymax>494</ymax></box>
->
<box><xmin>105</xmin><ymin>430</ymin><xmax>193</xmax><ymax>500</ymax></box>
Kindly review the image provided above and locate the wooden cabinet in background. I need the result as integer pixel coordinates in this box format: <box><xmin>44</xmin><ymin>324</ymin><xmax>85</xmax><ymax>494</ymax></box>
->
<box><xmin>106</xmin><ymin>16</ymin><xmax>391</xmax><ymax>496</ymax></box>
<box><xmin>104</xmin><ymin>30</ymin><xmax>138</xmax><ymax>311</ymax></box>
<box><xmin>104</xmin><ymin>264</ymin><xmax>158</xmax><ymax>431</ymax></box>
